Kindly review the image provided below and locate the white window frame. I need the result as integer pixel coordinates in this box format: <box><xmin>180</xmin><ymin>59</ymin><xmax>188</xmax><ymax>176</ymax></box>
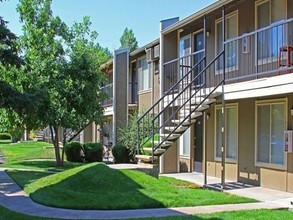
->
<box><xmin>137</xmin><ymin>56</ymin><xmax>151</xmax><ymax>92</ymax></box>
<box><xmin>255</xmin><ymin>0</ymin><xmax>288</xmax><ymax>65</ymax></box>
<box><xmin>214</xmin><ymin>103</ymin><xmax>238</xmax><ymax>163</ymax></box>
<box><xmin>255</xmin><ymin>98</ymin><xmax>287</xmax><ymax>170</ymax></box>
<box><xmin>215</xmin><ymin>10</ymin><xmax>239</xmax><ymax>74</ymax></box>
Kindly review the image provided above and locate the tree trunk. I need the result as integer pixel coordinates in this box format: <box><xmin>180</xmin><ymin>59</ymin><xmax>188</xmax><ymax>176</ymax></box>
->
<box><xmin>61</xmin><ymin>128</ymin><xmax>66</xmax><ymax>167</ymax></box>
<box><xmin>50</xmin><ymin>125</ymin><xmax>62</xmax><ymax>167</ymax></box>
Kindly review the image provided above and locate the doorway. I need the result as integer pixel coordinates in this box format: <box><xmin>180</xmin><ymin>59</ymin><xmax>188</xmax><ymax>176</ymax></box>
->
<box><xmin>194</xmin><ymin>116</ymin><xmax>203</xmax><ymax>173</ymax></box>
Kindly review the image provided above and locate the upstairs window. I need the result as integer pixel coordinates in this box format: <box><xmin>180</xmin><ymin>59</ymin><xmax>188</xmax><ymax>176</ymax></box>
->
<box><xmin>138</xmin><ymin>57</ymin><xmax>151</xmax><ymax>91</ymax></box>
<box><xmin>216</xmin><ymin>11</ymin><xmax>238</xmax><ymax>71</ymax></box>
<box><xmin>256</xmin><ymin>0</ymin><xmax>287</xmax><ymax>60</ymax></box>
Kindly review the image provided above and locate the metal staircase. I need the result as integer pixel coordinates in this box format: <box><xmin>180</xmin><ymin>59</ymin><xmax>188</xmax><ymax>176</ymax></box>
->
<box><xmin>136</xmin><ymin>50</ymin><xmax>225</xmax><ymax>164</ymax></box>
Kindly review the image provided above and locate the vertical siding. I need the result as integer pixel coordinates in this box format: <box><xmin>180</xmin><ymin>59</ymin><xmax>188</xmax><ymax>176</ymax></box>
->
<box><xmin>162</xmin><ymin>142</ymin><xmax>179</xmax><ymax>173</ymax></box>
<box><xmin>238</xmin><ymin>98</ymin><xmax>260</xmax><ymax>185</ymax></box>
<box><xmin>138</xmin><ymin>91</ymin><xmax>152</xmax><ymax>111</ymax></box>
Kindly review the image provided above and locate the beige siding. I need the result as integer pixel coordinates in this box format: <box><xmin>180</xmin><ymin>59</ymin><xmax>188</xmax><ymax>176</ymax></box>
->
<box><xmin>162</xmin><ymin>142</ymin><xmax>179</xmax><ymax>173</ymax></box>
<box><xmin>260</xmin><ymin>168</ymin><xmax>287</xmax><ymax>191</ymax></box>
<box><xmin>138</xmin><ymin>91</ymin><xmax>152</xmax><ymax>111</ymax></box>
<box><xmin>238</xmin><ymin>98</ymin><xmax>260</xmax><ymax>185</ymax></box>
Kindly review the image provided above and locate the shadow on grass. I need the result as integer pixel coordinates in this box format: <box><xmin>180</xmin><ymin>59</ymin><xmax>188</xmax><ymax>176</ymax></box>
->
<box><xmin>5</xmin><ymin>160</ymin><xmax>83</xmax><ymax>172</ymax></box>
<box><xmin>7</xmin><ymin>170</ymin><xmax>53</xmax><ymax>188</ymax></box>
<box><xmin>29</xmin><ymin>163</ymin><xmax>166</xmax><ymax>210</ymax></box>
<box><xmin>0</xmin><ymin>140</ymin><xmax>11</xmax><ymax>145</ymax></box>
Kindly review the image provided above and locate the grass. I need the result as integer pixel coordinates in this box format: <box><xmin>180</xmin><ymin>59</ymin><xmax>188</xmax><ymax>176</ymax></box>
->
<box><xmin>0</xmin><ymin>205</ymin><xmax>292</xmax><ymax>220</ymax></box>
<box><xmin>7</xmin><ymin>163</ymin><xmax>256</xmax><ymax>210</ymax></box>
<box><xmin>0</xmin><ymin>140</ymin><xmax>82</xmax><ymax>171</ymax></box>
<box><xmin>0</xmin><ymin>141</ymin><xmax>55</xmax><ymax>163</ymax></box>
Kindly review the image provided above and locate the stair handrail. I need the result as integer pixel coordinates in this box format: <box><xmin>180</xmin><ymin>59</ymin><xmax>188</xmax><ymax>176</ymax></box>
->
<box><xmin>151</xmin><ymin>50</ymin><xmax>225</xmax><ymax>153</ymax></box>
<box><xmin>137</xmin><ymin>55</ymin><xmax>206</xmax><ymax>153</ymax></box>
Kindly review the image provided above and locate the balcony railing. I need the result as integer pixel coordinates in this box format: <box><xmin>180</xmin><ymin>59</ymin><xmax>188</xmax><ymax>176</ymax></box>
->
<box><xmin>163</xmin><ymin>50</ymin><xmax>205</xmax><ymax>92</ymax></box>
<box><xmin>223</xmin><ymin>18</ymin><xmax>293</xmax><ymax>83</ymax></box>
<box><xmin>101</xmin><ymin>83</ymin><xmax>113</xmax><ymax>107</ymax></box>
<box><xmin>101</xmin><ymin>82</ymin><xmax>138</xmax><ymax>107</ymax></box>
<box><xmin>129</xmin><ymin>82</ymin><xmax>138</xmax><ymax>104</ymax></box>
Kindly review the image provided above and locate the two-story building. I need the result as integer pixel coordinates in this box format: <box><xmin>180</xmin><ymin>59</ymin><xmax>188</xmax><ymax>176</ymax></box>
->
<box><xmin>136</xmin><ymin>0</ymin><xmax>293</xmax><ymax>192</ymax></box>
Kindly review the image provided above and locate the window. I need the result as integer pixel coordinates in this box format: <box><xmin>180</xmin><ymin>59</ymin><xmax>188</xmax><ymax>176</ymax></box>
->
<box><xmin>215</xmin><ymin>105</ymin><xmax>238</xmax><ymax>160</ymax></box>
<box><xmin>138</xmin><ymin>57</ymin><xmax>151</xmax><ymax>91</ymax></box>
<box><xmin>256</xmin><ymin>99</ymin><xmax>286</xmax><ymax>166</ymax></box>
<box><xmin>179</xmin><ymin>35</ymin><xmax>191</xmax><ymax>79</ymax></box>
<box><xmin>180</xmin><ymin>128</ymin><xmax>190</xmax><ymax>157</ymax></box>
<box><xmin>216</xmin><ymin>11</ymin><xmax>238</xmax><ymax>71</ymax></box>
<box><xmin>256</xmin><ymin>0</ymin><xmax>287</xmax><ymax>60</ymax></box>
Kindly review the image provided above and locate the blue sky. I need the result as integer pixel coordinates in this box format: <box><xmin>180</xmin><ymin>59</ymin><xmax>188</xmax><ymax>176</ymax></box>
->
<box><xmin>1</xmin><ymin>0</ymin><xmax>216</xmax><ymax>50</ymax></box>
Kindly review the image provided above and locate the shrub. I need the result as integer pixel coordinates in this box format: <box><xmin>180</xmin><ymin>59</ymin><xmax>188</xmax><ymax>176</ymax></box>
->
<box><xmin>65</xmin><ymin>142</ymin><xmax>84</xmax><ymax>162</ymax></box>
<box><xmin>0</xmin><ymin>133</ymin><xmax>11</xmax><ymax>140</ymax></box>
<box><xmin>83</xmin><ymin>142</ymin><xmax>103</xmax><ymax>162</ymax></box>
<box><xmin>112</xmin><ymin>144</ymin><xmax>130</xmax><ymax>163</ymax></box>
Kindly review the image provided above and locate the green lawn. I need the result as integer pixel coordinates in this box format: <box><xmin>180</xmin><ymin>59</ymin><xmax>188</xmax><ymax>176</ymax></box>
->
<box><xmin>0</xmin><ymin>141</ymin><xmax>55</xmax><ymax>163</ymax></box>
<box><xmin>0</xmin><ymin>205</ymin><xmax>292</xmax><ymax>220</ymax></box>
<box><xmin>7</xmin><ymin>163</ymin><xmax>256</xmax><ymax>210</ymax></box>
<box><xmin>0</xmin><ymin>141</ymin><xmax>82</xmax><ymax>171</ymax></box>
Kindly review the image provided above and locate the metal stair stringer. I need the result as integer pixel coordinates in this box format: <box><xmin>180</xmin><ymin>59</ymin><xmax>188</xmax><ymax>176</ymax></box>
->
<box><xmin>136</xmin><ymin>50</ymin><xmax>225</xmax><ymax>164</ymax></box>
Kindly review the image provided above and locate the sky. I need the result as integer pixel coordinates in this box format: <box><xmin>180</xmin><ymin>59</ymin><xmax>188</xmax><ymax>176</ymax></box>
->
<box><xmin>1</xmin><ymin>0</ymin><xmax>216</xmax><ymax>51</ymax></box>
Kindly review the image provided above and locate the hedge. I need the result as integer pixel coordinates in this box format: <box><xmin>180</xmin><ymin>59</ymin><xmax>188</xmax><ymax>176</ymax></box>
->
<box><xmin>65</xmin><ymin>142</ymin><xmax>84</xmax><ymax>162</ymax></box>
<box><xmin>83</xmin><ymin>142</ymin><xmax>103</xmax><ymax>162</ymax></box>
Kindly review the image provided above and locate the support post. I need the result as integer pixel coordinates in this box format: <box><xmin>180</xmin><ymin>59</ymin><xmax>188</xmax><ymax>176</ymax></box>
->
<box><xmin>203</xmin><ymin>112</ymin><xmax>207</xmax><ymax>185</ymax></box>
<box><xmin>221</xmin><ymin>5</ymin><xmax>226</xmax><ymax>191</ymax></box>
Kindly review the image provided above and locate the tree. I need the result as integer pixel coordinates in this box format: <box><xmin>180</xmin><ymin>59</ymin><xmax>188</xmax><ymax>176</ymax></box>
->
<box><xmin>0</xmin><ymin>0</ymin><xmax>38</xmax><ymax>141</ymax></box>
<box><xmin>17</xmin><ymin>0</ymin><xmax>110</xmax><ymax>167</ymax></box>
<box><xmin>119</xmin><ymin>28</ymin><xmax>138</xmax><ymax>52</ymax></box>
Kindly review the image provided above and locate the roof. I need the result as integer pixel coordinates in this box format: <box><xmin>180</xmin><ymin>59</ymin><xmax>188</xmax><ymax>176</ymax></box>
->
<box><xmin>130</xmin><ymin>38</ymin><xmax>159</xmax><ymax>56</ymax></box>
<box><xmin>162</xmin><ymin>0</ymin><xmax>233</xmax><ymax>34</ymax></box>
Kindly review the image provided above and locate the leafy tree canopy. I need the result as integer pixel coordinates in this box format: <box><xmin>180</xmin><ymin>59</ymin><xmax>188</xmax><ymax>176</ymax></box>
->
<box><xmin>13</xmin><ymin>0</ymin><xmax>110</xmax><ymax>166</ymax></box>
<box><xmin>119</xmin><ymin>27</ymin><xmax>138</xmax><ymax>52</ymax></box>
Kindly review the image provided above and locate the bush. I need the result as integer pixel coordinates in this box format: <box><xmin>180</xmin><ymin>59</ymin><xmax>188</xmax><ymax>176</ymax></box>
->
<box><xmin>0</xmin><ymin>133</ymin><xmax>11</xmax><ymax>140</ymax></box>
<box><xmin>112</xmin><ymin>144</ymin><xmax>130</xmax><ymax>163</ymax></box>
<box><xmin>65</xmin><ymin>142</ymin><xmax>84</xmax><ymax>162</ymax></box>
<box><xmin>83</xmin><ymin>142</ymin><xmax>103</xmax><ymax>162</ymax></box>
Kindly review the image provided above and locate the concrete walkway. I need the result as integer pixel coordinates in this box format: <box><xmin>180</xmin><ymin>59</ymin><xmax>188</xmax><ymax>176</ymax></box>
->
<box><xmin>0</xmin><ymin>168</ymin><xmax>291</xmax><ymax>220</ymax></box>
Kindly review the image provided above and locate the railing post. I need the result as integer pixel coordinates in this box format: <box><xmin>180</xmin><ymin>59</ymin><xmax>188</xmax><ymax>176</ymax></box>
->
<box><xmin>221</xmin><ymin>5</ymin><xmax>226</xmax><ymax>191</ymax></box>
<box><xmin>152</xmin><ymin>120</ymin><xmax>155</xmax><ymax>163</ymax></box>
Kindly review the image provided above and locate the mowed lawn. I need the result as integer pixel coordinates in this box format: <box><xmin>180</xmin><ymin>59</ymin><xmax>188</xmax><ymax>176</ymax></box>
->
<box><xmin>0</xmin><ymin>141</ymin><xmax>55</xmax><ymax>163</ymax></box>
<box><xmin>0</xmin><ymin>141</ymin><xmax>81</xmax><ymax>171</ymax></box>
<box><xmin>7</xmin><ymin>163</ymin><xmax>257</xmax><ymax>210</ymax></box>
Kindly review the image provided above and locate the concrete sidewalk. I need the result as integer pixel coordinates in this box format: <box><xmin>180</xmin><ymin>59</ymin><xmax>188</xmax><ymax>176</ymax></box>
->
<box><xmin>162</xmin><ymin>172</ymin><xmax>293</xmax><ymax>208</ymax></box>
<box><xmin>0</xmin><ymin>168</ymin><xmax>290</xmax><ymax>220</ymax></box>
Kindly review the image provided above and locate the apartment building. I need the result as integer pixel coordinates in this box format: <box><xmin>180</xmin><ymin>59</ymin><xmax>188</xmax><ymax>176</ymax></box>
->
<box><xmin>136</xmin><ymin>0</ymin><xmax>293</xmax><ymax>192</ymax></box>
<box><xmin>98</xmin><ymin>40</ymin><xmax>160</xmax><ymax>147</ymax></box>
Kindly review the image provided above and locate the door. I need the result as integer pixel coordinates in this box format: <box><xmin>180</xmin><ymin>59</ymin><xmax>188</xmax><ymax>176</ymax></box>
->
<box><xmin>194</xmin><ymin>116</ymin><xmax>203</xmax><ymax>173</ymax></box>
<box><xmin>131</xmin><ymin>62</ymin><xmax>138</xmax><ymax>104</ymax></box>
<box><xmin>193</xmin><ymin>31</ymin><xmax>204</xmax><ymax>87</ymax></box>
<box><xmin>179</xmin><ymin>35</ymin><xmax>191</xmax><ymax>86</ymax></box>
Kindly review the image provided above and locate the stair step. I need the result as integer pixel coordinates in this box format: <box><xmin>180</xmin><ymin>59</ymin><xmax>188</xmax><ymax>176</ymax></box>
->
<box><xmin>209</xmin><ymin>91</ymin><xmax>222</xmax><ymax>98</ymax></box>
<box><xmin>143</xmin><ymin>148</ymin><xmax>166</xmax><ymax>156</ymax></box>
<box><xmin>165</xmin><ymin>126</ymin><xmax>188</xmax><ymax>133</ymax></box>
<box><xmin>171</xmin><ymin>119</ymin><xmax>196</xmax><ymax>126</ymax></box>
<box><xmin>153</xmin><ymin>140</ymin><xmax>174</xmax><ymax>148</ymax></box>
<box><xmin>135</xmin><ymin>155</ymin><xmax>158</xmax><ymax>163</ymax></box>
<box><xmin>192</xmin><ymin>98</ymin><xmax>216</xmax><ymax>105</ymax></box>
<box><xmin>179</xmin><ymin>111</ymin><xmax>202</xmax><ymax>119</ymax></box>
<box><xmin>160</xmin><ymin>133</ymin><xmax>181</xmax><ymax>140</ymax></box>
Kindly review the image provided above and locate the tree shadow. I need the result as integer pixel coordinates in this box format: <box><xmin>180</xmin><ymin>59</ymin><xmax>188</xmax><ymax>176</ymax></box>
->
<box><xmin>6</xmin><ymin>160</ymin><xmax>82</xmax><ymax>172</ymax></box>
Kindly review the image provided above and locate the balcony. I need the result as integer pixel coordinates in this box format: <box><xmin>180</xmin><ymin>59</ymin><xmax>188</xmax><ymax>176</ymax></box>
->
<box><xmin>224</xmin><ymin>18</ymin><xmax>293</xmax><ymax>84</ymax></box>
<box><xmin>163</xmin><ymin>18</ymin><xmax>293</xmax><ymax>93</ymax></box>
<box><xmin>101</xmin><ymin>83</ymin><xmax>113</xmax><ymax>107</ymax></box>
<box><xmin>101</xmin><ymin>82</ymin><xmax>139</xmax><ymax>108</ymax></box>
